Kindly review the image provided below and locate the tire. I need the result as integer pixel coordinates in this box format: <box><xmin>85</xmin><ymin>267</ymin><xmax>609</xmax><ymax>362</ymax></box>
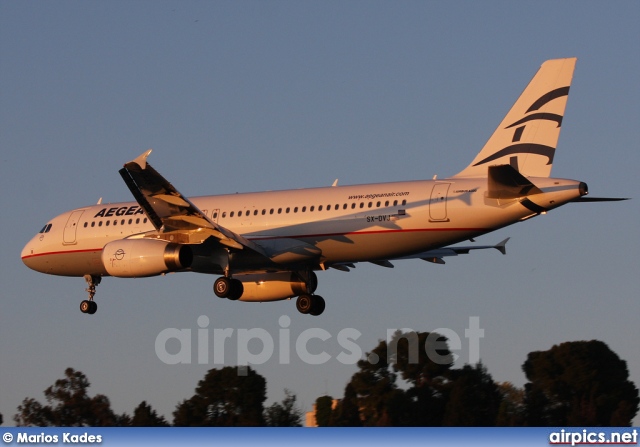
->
<box><xmin>80</xmin><ymin>300</ymin><xmax>91</xmax><ymax>314</ymax></box>
<box><xmin>88</xmin><ymin>301</ymin><xmax>97</xmax><ymax>314</ymax></box>
<box><xmin>214</xmin><ymin>277</ymin><xmax>232</xmax><ymax>298</ymax></box>
<box><xmin>310</xmin><ymin>295</ymin><xmax>325</xmax><ymax>316</ymax></box>
<box><xmin>296</xmin><ymin>294</ymin><xmax>313</xmax><ymax>314</ymax></box>
<box><xmin>227</xmin><ymin>279</ymin><xmax>244</xmax><ymax>301</ymax></box>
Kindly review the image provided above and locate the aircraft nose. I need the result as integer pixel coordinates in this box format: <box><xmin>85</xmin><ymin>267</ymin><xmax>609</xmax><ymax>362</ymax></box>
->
<box><xmin>21</xmin><ymin>239</ymin><xmax>37</xmax><ymax>269</ymax></box>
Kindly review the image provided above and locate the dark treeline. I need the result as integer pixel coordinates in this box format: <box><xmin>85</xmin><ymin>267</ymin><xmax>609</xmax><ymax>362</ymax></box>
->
<box><xmin>12</xmin><ymin>334</ymin><xmax>639</xmax><ymax>427</ymax></box>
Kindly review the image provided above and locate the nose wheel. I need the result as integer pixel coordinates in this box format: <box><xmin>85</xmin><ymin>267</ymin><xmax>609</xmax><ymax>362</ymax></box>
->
<box><xmin>81</xmin><ymin>274</ymin><xmax>101</xmax><ymax>315</ymax></box>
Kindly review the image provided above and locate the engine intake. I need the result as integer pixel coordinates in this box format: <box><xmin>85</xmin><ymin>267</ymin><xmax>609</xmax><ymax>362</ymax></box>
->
<box><xmin>102</xmin><ymin>239</ymin><xmax>192</xmax><ymax>278</ymax></box>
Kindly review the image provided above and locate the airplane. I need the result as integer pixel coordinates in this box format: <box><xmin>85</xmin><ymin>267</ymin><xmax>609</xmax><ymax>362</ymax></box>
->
<box><xmin>21</xmin><ymin>58</ymin><xmax>626</xmax><ymax>316</ymax></box>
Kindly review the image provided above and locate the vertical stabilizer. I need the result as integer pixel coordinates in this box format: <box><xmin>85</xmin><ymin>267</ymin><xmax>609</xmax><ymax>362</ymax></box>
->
<box><xmin>454</xmin><ymin>58</ymin><xmax>576</xmax><ymax>178</ymax></box>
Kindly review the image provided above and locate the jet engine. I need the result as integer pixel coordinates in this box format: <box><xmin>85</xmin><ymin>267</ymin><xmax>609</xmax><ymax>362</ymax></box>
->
<box><xmin>236</xmin><ymin>272</ymin><xmax>310</xmax><ymax>302</ymax></box>
<box><xmin>101</xmin><ymin>239</ymin><xmax>192</xmax><ymax>278</ymax></box>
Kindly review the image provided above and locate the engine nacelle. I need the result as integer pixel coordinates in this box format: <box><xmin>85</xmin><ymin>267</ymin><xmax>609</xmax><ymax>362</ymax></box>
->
<box><xmin>237</xmin><ymin>272</ymin><xmax>308</xmax><ymax>302</ymax></box>
<box><xmin>102</xmin><ymin>239</ymin><xmax>192</xmax><ymax>278</ymax></box>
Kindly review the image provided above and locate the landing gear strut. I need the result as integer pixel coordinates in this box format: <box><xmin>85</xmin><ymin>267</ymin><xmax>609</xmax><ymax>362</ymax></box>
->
<box><xmin>214</xmin><ymin>276</ymin><xmax>243</xmax><ymax>301</ymax></box>
<box><xmin>296</xmin><ymin>294</ymin><xmax>325</xmax><ymax>316</ymax></box>
<box><xmin>80</xmin><ymin>274</ymin><xmax>100</xmax><ymax>315</ymax></box>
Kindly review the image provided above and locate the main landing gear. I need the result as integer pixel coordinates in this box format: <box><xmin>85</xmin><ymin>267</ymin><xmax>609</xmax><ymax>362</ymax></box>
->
<box><xmin>213</xmin><ymin>276</ymin><xmax>244</xmax><ymax>301</ymax></box>
<box><xmin>213</xmin><ymin>274</ymin><xmax>326</xmax><ymax>316</ymax></box>
<box><xmin>296</xmin><ymin>294</ymin><xmax>325</xmax><ymax>316</ymax></box>
<box><xmin>80</xmin><ymin>274</ymin><xmax>100</xmax><ymax>315</ymax></box>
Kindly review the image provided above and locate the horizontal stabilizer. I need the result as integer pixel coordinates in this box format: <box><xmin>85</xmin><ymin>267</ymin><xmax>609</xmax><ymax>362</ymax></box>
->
<box><xmin>570</xmin><ymin>197</ymin><xmax>630</xmax><ymax>202</ymax></box>
<box><xmin>487</xmin><ymin>165</ymin><xmax>542</xmax><ymax>199</ymax></box>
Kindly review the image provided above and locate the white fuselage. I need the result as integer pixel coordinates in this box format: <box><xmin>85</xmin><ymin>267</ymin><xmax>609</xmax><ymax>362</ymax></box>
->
<box><xmin>21</xmin><ymin>176</ymin><xmax>584</xmax><ymax>277</ymax></box>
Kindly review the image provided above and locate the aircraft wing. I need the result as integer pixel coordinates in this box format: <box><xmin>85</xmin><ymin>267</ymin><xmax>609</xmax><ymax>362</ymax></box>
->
<box><xmin>325</xmin><ymin>238</ymin><xmax>510</xmax><ymax>271</ymax></box>
<box><xmin>119</xmin><ymin>150</ymin><xmax>267</xmax><ymax>255</ymax></box>
<box><xmin>407</xmin><ymin>238</ymin><xmax>510</xmax><ymax>265</ymax></box>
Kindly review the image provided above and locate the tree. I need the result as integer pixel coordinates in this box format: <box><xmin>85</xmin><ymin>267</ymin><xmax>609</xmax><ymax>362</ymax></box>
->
<box><xmin>129</xmin><ymin>401</ymin><xmax>169</xmax><ymax>427</ymax></box>
<box><xmin>495</xmin><ymin>382</ymin><xmax>525</xmax><ymax>426</ymax></box>
<box><xmin>13</xmin><ymin>368</ymin><xmax>120</xmax><ymax>426</ymax></box>
<box><xmin>343</xmin><ymin>331</ymin><xmax>454</xmax><ymax>426</ymax></box>
<box><xmin>264</xmin><ymin>389</ymin><xmax>302</xmax><ymax>427</ymax></box>
<box><xmin>347</xmin><ymin>338</ymin><xmax>405</xmax><ymax>426</ymax></box>
<box><xmin>313</xmin><ymin>395</ymin><xmax>334</xmax><ymax>427</ymax></box>
<box><xmin>523</xmin><ymin>340</ymin><xmax>639</xmax><ymax>426</ymax></box>
<box><xmin>442</xmin><ymin>363</ymin><xmax>502</xmax><ymax>426</ymax></box>
<box><xmin>172</xmin><ymin>366</ymin><xmax>266</xmax><ymax>426</ymax></box>
<box><xmin>331</xmin><ymin>383</ymin><xmax>361</xmax><ymax>426</ymax></box>
<box><xmin>390</xmin><ymin>330</ymin><xmax>454</xmax><ymax>426</ymax></box>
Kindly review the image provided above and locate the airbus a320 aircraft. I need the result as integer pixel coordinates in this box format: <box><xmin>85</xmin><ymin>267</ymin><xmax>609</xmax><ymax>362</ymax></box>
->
<box><xmin>21</xmin><ymin>58</ymin><xmax>625</xmax><ymax>316</ymax></box>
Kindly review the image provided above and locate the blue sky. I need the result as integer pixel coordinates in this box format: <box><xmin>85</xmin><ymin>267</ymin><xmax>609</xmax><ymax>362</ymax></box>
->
<box><xmin>1</xmin><ymin>1</ymin><xmax>639</xmax><ymax>426</ymax></box>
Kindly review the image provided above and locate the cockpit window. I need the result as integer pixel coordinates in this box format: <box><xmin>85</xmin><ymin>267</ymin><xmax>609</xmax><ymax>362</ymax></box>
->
<box><xmin>39</xmin><ymin>224</ymin><xmax>52</xmax><ymax>233</ymax></box>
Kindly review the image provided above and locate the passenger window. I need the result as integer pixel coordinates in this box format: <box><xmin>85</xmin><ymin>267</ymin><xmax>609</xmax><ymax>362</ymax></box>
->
<box><xmin>351</xmin><ymin>203</ymin><xmax>356</xmax><ymax>209</ymax></box>
<box><xmin>302</xmin><ymin>206</ymin><xmax>306</xmax><ymax>212</ymax></box>
<box><xmin>368</xmin><ymin>202</ymin><xmax>372</xmax><ymax>208</ymax></box>
<box><xmin>143</xmin><ymin>218</ymin><xmax>148</xmax><ymax>223</ymax></box>
<box><xmin>286</xmin><ymin>207</ymin><xmax>290</xmax><ymax>213</ymax></box>
<box><xmin>262</xmin><ymin>209</ymin><xmax>266</xmax><ymax>215</ymax></box>
<box><xmin>128</xmin><ymin>219</ymin><xmax>132</xmax><ymax>224</ymax></box>
<box><xmin>230</xmin><ymin>211</ymin><xmax>235</xmax><ymax>217</ymax></box>
<box><xmin>121</xmin><ymin>219</ymin><xmax>125</xmax><ymax>225</ymax></box>
<box><xmin>310</xmin><ymin>206</ymin><xmax>315</xmax><ymax>212</ymax></box>
<box><xmin>99</xmin><ymin>221</ymin><xmax>103</xmax><ymax>227</ymax></box>
<box><xmin>270</xmin><ymin>209</ymin><xmax>274</xmax><ymax>215</ymax></box>
<box><xmin>106</xmin><ymin>221</ymin><xmax>110</xmax><ymax>227</ymax></box>
<box><xmin>91</xmin><ymin>222</ymin><xmax>95</xmax><ymax>227</ymax></box>
<box><xmin>114</xmin><ymin>220</ymin><xmax>118</xmax><ymax>226</ymax></box>
<box><xmin>402</xmin><ymin>199</ymin><xmax>407</xmax><ymax>205</ymax></box>
<box><xmin>393</xmin><ymin>200</ymin><xmax>398</xmax><ymax>206</ymax></box>
<box><xmin>278</xmin><ymin>208</ymin><xmax>282</xmax><ymax>214</ymax></box>
<box><xmin>213</xmin><ymin>212</ymin><xmax>218</xmax><ymax>219</ymax></box>
<box><xmin>376</xmin><ymin>201</ymin><xmax>381</xmax><ymax>207</ymax></box>
<box><xmin>385</xmin><ymin>200</ymin><xmax>389</xmax><ymax>206</ymax></box>
<box><xmin>294</xmin><ymin>207</ymin><xmax>298</xmax><ymax>213</ymax></box>
<box><xmin>360</xmin><ymin>202</ymin><xmax>364</xmax><ymax>209</ymax></box>
<box><xmin>84</xmin><ymin>222</ymin><xmax>88</xmax><ymax>228</ymax></box>
<box><xmin>318</xmin><ymin>205</ymin><xmax>323</xmax><ymax>211</ymax></box>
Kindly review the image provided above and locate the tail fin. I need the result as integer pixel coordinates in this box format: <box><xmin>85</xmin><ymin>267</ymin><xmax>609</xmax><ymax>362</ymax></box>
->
<box><xmin>454</xmin><ymin>58</ymin><xmax>576</xmax><ymax>178</ymax></box>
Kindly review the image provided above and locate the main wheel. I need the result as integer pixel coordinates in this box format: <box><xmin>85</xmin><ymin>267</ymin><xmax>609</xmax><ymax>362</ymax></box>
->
<box><xmin>88</xmin><ymin>301</ymin><xmax>97</xmax><ymax>314</ymax></box>
<box><xmin>80</xmin><ymin>300</ymin><xmax>92</xmax><ymax>314</ymax></box>
<box><xmin>214</xmin><ymin>277</ymin><xmax>232</xmax><ymax>298</ymax></box>
<box><xmin>296</xmin><ymin>294</ymin><xmax>313</xmax><ymax>314</ymax></box>
<box><xmin>310</xmin><ymin>295</ymin><xmax>325</xmax><ymax>316</ymax></box>
<box><xmin>227</xmin><ymin>279</ymin><xmax>244</xmax><ymax>301</ymax></box>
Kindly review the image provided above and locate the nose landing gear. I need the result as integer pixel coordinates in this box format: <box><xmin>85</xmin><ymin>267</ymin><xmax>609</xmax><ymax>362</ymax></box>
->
<box><xmin>80</xmin><ymin>274</ymin><xmax>101</xmax><ymax>315</ymax></box>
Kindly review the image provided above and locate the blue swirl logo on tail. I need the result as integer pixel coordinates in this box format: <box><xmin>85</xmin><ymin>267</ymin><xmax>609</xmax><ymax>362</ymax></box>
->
<box><xmin>473</xmin><ymin>86</ymin><xmax>569</xmax><ymax>168</ymax></box>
